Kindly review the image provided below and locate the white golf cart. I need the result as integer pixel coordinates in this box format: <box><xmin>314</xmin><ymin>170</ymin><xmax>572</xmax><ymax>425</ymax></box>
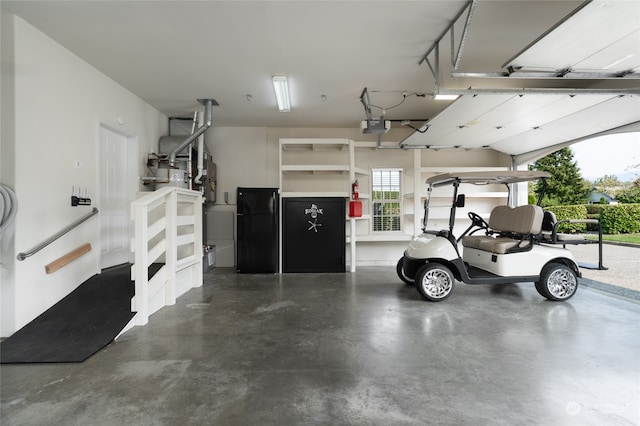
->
<box><xmin>397</xmin><ymin>171</ymin><xmax>580</xmax><ymax>302</ymax></box>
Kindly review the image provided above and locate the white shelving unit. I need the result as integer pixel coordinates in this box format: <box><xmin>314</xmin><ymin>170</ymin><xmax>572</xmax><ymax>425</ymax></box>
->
<box><xmin>279</xmin><ymin>138</ymin><xmax>351</xmax><ymax>198</ymax></box>
<box><xmin>280</xmin><ymin>138</ymin><xmax>358</xmax><ymax>272</ymax></box>
<box><xmin>278</xmin><ymin>140</ymin><xmax>514</xmax><ymax>273</ymax></box>
<box><xmin>280</xmin><ymin>138</ymin><xmax>412</xmax><ymax>272</ymax></box>
<box><xmin>409</xmin><ymin>158</ymin><xmax>511</xmax><ymax>233</ymax></box>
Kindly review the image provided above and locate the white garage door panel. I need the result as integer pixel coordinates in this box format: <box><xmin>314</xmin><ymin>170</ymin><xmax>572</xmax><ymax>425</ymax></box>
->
<box><xmin>404</xmin><ymin>95</ymin><xmax>513</xmax><ymax>148</ymax></box>
<box><xmin>429</xmin><ymin>94</ymin><xmax>514</xmax><ymax>127</ymax></box>
<box><xmin>574</xmin><ymin>29</ymin><xmax>640</xmax><ymax>71</ymax></box>
<box><xmin>491</xmin><ymin>95</ymin><xmax>640</xmax><ymax>155</ymax></box>
<box><xmin>406</xmin><ymin>94</ymin><xmax>623</xmax><ymax>151</ymax></box>
<box><xmin>507</xmin><ymin>1</ymin><xmax>640</xmax><ymax>71</ymax></box>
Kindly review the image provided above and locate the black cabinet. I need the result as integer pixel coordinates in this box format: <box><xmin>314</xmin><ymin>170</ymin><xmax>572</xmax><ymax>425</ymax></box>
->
<box><xmin>282</xmin><ymin>197</ymin><xmax>345</xmax><ymax>273</ymax></box>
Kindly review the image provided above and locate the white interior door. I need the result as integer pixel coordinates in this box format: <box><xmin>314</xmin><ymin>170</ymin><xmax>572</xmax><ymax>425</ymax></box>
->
<box><xmin>100</xmin><ymin>125</ymin><xmax>129</xmax><ymax>268</ymax></box>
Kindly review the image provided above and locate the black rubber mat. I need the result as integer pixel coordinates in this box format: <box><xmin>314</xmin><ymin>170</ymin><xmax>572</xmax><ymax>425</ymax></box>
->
<box><xmin>0</xmin><ymin>264</ymin><xmax>137</xmax><ymax>363</ymax></box>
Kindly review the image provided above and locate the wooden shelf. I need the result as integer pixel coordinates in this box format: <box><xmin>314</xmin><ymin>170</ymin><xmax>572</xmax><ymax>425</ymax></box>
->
<box><xmin>346</xmin><ymin>214</ymin><xmax>371</xmax><ymax>220</ymax></box>
<box><xmin>281</xmin><ymin>165</ymin><xmax>349</xmax><ymax>173</ymax></box>
<box><xmin>281</xmin><ymin>191</ymin><xmax>349</xmax><ymax>198</ymax></box>
<box><xmin>353</xmin><ymin>166</ymin><xmax>369</xmax><ymax>175</ymax></box>
<box><xmin>281</xmin><ymin>139</ymin><xmax>349</xmax><ymax>151</ymax></box>
<box><xmin>353</xmin><ymin>141</ymin><xmax>378</xmax><ymax>149</ymax></box>
<box><xmin>352</xmin><ymin>193</ymin><xmax>370</xmax><ymax>199</ymax></box>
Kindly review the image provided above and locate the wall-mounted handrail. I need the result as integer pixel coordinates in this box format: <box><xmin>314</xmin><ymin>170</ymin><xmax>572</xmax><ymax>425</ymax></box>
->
<box><xmin>17</xmin><ymin>207</ymin><xmax>99</xmax><ymax>261</ymax></box>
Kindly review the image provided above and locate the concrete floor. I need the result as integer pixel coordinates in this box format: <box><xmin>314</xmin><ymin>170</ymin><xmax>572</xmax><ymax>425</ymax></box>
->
<box><xmin>2</xmin><ymin>267</ymin><xmax>639</xmax><ymax>426</ymax></box>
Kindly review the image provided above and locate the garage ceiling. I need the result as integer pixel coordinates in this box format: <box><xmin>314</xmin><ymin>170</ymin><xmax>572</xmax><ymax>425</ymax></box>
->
<box><xmin>2</xmin><ymin>0</ymin><xmax>639</xmax><ymax>158</ymax></box>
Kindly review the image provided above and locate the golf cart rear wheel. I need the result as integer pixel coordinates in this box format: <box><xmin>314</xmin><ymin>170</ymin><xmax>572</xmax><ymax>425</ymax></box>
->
<box><xmin>396</xmin><ymin>257</ymin><xmax>415</xmax><ymax>285</ymax></box>
<box><xmin>535</xmin><ymin>263</ymin><xmax>578</xmax><ymax>301</ymax></box>
<box><xmin>415</xmin><ymin>263</ymin><xmax>455</xmax><ymax>302</ymax></box>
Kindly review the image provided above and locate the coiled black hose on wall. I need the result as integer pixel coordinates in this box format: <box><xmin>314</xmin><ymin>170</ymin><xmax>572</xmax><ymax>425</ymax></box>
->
<box><xmin>0</xmin><ymin>184</ymin><xmax>18</xmax><ymax>238</ymax></box>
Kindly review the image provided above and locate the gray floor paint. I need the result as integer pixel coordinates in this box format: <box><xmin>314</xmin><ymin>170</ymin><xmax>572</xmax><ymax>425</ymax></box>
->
<box><xmin>2</xmin><ymin>267</ymin><xmax>639</xmax><ymax>425</ymax></box>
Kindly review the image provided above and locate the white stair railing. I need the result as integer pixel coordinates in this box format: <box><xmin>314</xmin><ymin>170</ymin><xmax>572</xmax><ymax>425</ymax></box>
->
<box><xmin>130</xmin><ymin>187</ymin><xmax>203</xmax><ymax>326</ymax></box>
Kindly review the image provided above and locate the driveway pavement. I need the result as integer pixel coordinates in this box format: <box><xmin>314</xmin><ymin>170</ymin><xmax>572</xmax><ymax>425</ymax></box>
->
<box><xmin>566</xmin><ymin>242</ymin><xmax>640</xmax><ymax>299</ymax></box>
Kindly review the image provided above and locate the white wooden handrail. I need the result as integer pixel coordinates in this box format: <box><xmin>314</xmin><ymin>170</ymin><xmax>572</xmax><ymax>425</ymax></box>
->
<box><xmin>130</xmin><ymin>187</ymin><xmax>203</xmax><ymax>326</ymax></box>
<box><xmin>130</xmin><ymin>186</ymin><xmax>196</xmax><ymax>209</ymax></box>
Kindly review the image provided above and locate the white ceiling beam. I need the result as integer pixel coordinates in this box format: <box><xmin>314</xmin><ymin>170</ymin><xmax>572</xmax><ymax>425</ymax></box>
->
<box><xmin>436</xmin><ymin>88</ymin><xmax>640</xmax><ymax>96</ymax></box>
<box><xmin>451</xmin><ymin>70</ymin><xmax>640</xmax><ymax>79</ymax></box>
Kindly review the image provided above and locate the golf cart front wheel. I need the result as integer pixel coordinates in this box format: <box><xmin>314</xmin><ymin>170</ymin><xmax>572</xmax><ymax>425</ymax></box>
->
<box><xmin>396</xmin><ymin>257</ymin><xmax>415</xmax><ymax>285</ymax></box>
<box><xmin>415</xmin><ymin>263</ymin><xmax>455</xmax><ymax>302</ymax></box>
<box><xmin>535</xmin><ymin>263</ymin><xmax>578</xmax><ymax>301</ymax></box>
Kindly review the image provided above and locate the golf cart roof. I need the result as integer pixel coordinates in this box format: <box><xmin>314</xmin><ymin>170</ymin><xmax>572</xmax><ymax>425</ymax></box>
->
<box><xmin>426</xmin><ymin>170</ymin><xmax>551</xmax><ymax>187</ymax></box>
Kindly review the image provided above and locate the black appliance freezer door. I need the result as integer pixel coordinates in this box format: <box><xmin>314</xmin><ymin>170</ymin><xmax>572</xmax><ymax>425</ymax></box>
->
<box><xmin>237</xmin><ymin>215</ymin><xmax>278</xmax><ymax>273</ymax></box>
<box><xmin>283</xmin><ymin>198</ymin><xmax>345</xmax><ymax>273</ymax></box>
<box><xmin>237</xmin><ymin>188</ymin><xmax>278</xmax><ymax>216</ymax></box>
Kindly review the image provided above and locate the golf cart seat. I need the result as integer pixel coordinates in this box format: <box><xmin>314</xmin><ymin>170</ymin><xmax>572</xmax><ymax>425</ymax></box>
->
<box><xmin>539</xmin><ymin>211</ymin><xmax>607</xmax><ymax>270</ymax></box>
<box><xmin>540</xmin><ymin>211</ymin><xmax>597</xmax><ymax>243</ymax></box>
<box><xmin>462</xmin><ymin>205</ymin><xmax>544</xmax><ymax>254</ymax></box>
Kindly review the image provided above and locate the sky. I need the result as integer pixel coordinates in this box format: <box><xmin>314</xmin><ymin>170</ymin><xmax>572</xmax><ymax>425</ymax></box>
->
<box><xmin>571</xmin><ymin>132</ymin><xmax>640</xmax><ymax>182</ymax></box>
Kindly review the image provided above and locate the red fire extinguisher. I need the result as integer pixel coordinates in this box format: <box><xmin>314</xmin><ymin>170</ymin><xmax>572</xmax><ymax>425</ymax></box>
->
<box><xmin>352</xmin><ymin>179</ymin><xmax>359</xmax><ymax>200</ymax></box>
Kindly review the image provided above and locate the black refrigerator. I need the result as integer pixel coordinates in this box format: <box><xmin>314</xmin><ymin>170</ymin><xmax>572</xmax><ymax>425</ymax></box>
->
<box><xmin>236</xmin><ymin>187</ymin><xmax>279</xmax><ymax>273</ymax></box>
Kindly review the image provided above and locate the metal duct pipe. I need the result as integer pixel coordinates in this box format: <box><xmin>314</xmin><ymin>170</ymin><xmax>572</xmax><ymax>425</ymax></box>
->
<box><xmin>194</xmin><ymin>132</ymin><xmax>206</xmax><ymax>184</ymax></box>
<box><xmin>168</xmin><ymin>98</ymin><xmax>218</xmax><ymax>168</ymax></box>
<box><xmin>190</xmin><ymin>111</ymin><xmax>198</xmax><ymax>134</ymax></box>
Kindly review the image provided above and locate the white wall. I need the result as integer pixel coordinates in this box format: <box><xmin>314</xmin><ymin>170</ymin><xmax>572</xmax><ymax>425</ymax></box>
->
<box><xmin>1</xmin><ymin>14</ymin><xmax>167</xmax><ymax>337</ymax></box>
<box><xmin>204</xmin><ymin>127</ymin><xmax>412</xmax><ymax>210</ymax></box>
<box><xmin>205</xmin><ymin>127</ymin><xmax>271</xmax><ymax>210</ymax></box>
<box><xmin>205</xmin><ymin>126</ymin><xmax>512</xmax><ymax>268</ymax></box>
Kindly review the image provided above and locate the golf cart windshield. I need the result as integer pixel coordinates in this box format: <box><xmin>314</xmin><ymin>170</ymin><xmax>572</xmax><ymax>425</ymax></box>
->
<box><xmin>423</xmin><ymin>170</ymin><xmax>550</xmax><ymax>233</ymax></box>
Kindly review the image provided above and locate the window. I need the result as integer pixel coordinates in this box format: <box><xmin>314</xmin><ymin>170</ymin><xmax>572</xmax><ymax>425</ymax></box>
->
<box><xmin>372</xmin><ymin>168</ymin><xmax>402</xmax><ymax>232</ymax></box>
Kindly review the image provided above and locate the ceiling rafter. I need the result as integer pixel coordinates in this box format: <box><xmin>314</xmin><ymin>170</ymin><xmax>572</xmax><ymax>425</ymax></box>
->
<box><xmin>419</xmin><ymin>0</ymin><xmax>477</xmax><ymax>95</ymax></box>
<box><xmin>419</xmin><ymin>0</ymin><xmax>639</xmax><ymax>90</ymax></box>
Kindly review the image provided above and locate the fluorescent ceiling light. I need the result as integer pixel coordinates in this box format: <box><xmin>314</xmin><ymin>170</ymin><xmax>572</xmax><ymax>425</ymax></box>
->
<box><xmin>434</xmin><ymin>93</ymin><xmax>460</xmax><ymax>101</ymax></box>
<box><xmin>272</xmin><ymin>75</ymin><xmax>291</xmax><ymax>112</ymax></box>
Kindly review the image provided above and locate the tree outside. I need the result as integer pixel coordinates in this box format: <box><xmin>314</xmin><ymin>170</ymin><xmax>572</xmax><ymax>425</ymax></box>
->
<box><xmin>615</xmin><ymin>177</ymin><xmax>640</xmax><ymax>203</ymax></box>
<box><xmin>529</xmin><ymin>147</ymin><xmax>590</xmax><ymax>207</ymax></box>
<box><xmin>531</xmin><ymin>146</ymin><xmax>640</xmax><ymax>241</ymax></box>
<box><xmin>592</xmin><ymin>174</ymin><xmax>623</xmax><ymax>194</ymax></box>
<box><xmin>587</xmin><ymin>163</ymin><xmax>639</xmax><ymax>203</ymax></box>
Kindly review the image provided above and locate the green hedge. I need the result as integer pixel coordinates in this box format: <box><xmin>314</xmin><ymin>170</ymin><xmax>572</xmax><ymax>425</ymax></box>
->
<box><xmin>586</xmin><ymin>205</ymin><xmax>602</xmax><ymax>215</ymax></box>
<box><xmin>546</xmin><ymin>205</ymin><xmax>588</xmax><ymax>233</ymax></box>
<box><xmin>546</xmin><ymin>203</ymin><xmax>640</xmax><ymax>234</ymax></box>
<box><xmin>599</xmin><ymin>204</ymin><xmax>640</xmax><ymax>234</ymax></box>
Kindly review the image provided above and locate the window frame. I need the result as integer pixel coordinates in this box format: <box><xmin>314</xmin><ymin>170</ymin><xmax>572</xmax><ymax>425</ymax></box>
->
<box><xmin>371</xmin><ymin>168</ymin><xmax>403</xmax><ymax>233</ymax></box>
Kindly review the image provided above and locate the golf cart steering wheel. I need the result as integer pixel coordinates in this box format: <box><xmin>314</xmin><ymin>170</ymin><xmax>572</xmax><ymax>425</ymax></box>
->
<box><xmin>468</xmin><ymin>212</ymin><xmax>489</xmax><ymax>230</ymax></box>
